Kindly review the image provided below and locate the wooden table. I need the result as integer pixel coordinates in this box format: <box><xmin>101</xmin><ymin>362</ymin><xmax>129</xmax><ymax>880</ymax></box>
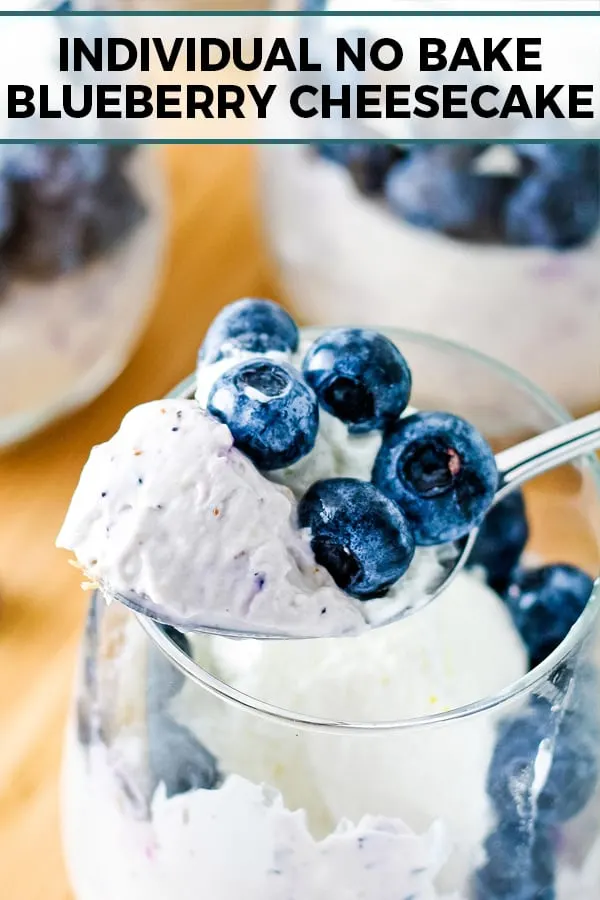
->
<box><xmin>0</xmin><ymin>145</ymin><xmax>597</xmax><ymax>900</ymax></box>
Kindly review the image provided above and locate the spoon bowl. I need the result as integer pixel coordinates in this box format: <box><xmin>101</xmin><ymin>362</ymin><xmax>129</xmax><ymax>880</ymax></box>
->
<box><xmin>109</xmin><ymin>380</ymin><xmax>599</xmax><ymax>640</ymax></box>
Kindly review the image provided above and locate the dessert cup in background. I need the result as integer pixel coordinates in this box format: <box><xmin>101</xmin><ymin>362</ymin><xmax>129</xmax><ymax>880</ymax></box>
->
<box><xmin>257</xmin><ymin>4</ymin><xmax>600</xmax><ymax>415</ymax></box>
<box><xmin>0</xmin><ymin>145</ymin><xmax>167</xmax><ymax>446</ymax></box>
<box><xmin>61</xmin><ymin>330</ymin><xmax>600</xmax><ymax>900</ymax></box>
<box><xmin>259</xmin><ymin>143</ymin><xmax>600</xmax><ymax>416</ymax></box>
<box><xmin>1</xmin><ymin>4</ymin><xmax>168</xmax><ymax>446</ymax></box>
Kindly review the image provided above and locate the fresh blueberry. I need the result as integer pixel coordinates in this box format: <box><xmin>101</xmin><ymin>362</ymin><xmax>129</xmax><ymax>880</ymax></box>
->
<box><xmin>487</xmin><ymin>712</ymin><xmax>547</xmax><ymax>824</ymax></box>
<box><xmin>504</xmin><ymin>565</ymin><xmax>593</xmax><ymax>668</ymax></box>
<box><xmin>372</xmin><ymin>411</ymin><xmax>498</xmax><ymax>546</ymax></box>
<box><xmin>81</xmin><ymin>165</ymin><xmax>146</xmax><ymax>260</ymax></box>
<box><xmin>384</xmin><ymin>149</ymin><xmax>514</xmax><ymax>242</ymax></box>
<box><xmin>148</xmin><ymin>712</ymin><xmax>222</xmax><ymax>799</ymax></box>
<box><xmin>297</xmin><ymin>477</ymin><xmax>415</xmax><ymax>599</ymax></box>
<box><xmin>3</xmin><ymin>144</ymin><xmax>107</xmax><ymax>204</ymax></box>
<box><xmin>199</xmin><ymin>298</ymin><xmax>299</xmax><ymax>366</ymax></box>
<box><xmin>207</xmin><ymin>358</ymin><xmax>318</xmax><ymax>470</ymax></box>
<box><xmin>147</xmin><ymin>626</ymin><xmax>191</xmax><ymax>712</ymax></box>
<box><xmin>488</xmin><ymin>701</ymin><xmax>598</xmax><ymax>827</ymax></box>
<box><xmin>506</xmin><ymin>146</ymin><xmax>599</xmax><ymax>249</ymax></box>
<box><xmin>302</xmin><ymin>328</ymin><xmax>412</xmax><ymax>434</ymax></box>
<box><xmin>2</xmin><ymin>144</ymin><xmax>145</xmax><ymax>278</ymax></box>
<box><xmin>474</xmin><ymin>820</ymin><xmax>555</xmax><ymax>900</ymax></box>
<box><xmin>316</xmin><ymin>143</ymin><xmax>409</xmax><ymax>196</ymax></box>
<box><xmin>533</xmin><ymin>700</ymin><xmax>599</xmax><ymax>824</ymax></box>
<box><xmin>7</xmin><ymin>195</ymin><xmax>92</xmax><ymax>279</ymax></box>
<box><xmin>515</xmin><ymin>143</ymin><xmax>599</xmax><ymax>181</ymax></box>
<box><xmin>467</xmin><ymin>489</ymin><xmax>529</xmax><ymax>593</ymax></box>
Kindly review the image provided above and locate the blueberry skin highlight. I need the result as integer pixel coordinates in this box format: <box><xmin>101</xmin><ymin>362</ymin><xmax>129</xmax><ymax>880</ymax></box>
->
<box><xmin>207</xmin><ymin>358</ymin><xmax>319</xmax><ymax>471</ymax></box>
<box><xmin>198</xmin><ymin>298</ymin><xmax>299</xmax><ymax>365</ymax></box>
<box><xmin>297</xmin><ymin>477</ymin><xmax>415</xmax><ymax>600</ymax></box>
<box><xmin>372</xmin><ymin>411</ymin><xmax>498</xmax><ymax>546</ymax></box>
<box><xmin>468</xmin><ymin>489</ymin><xmax>529</xmax><ymax>593</ymax></box>
<box><xmin>302</xmin><ymin>328</ymin><xmax>412</xmax><ymax>434</ymax></box>
<box><xmin>504</xmin><ymin>564</ymin><xmax>594</xmax><ymax>669</ymax></box>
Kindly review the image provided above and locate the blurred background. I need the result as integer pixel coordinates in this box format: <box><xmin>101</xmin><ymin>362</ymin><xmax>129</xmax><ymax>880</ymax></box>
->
<box><xmin>1</xmin><ymin>3</ymin><xmax>599</xmax><ymax>899</ymax></box>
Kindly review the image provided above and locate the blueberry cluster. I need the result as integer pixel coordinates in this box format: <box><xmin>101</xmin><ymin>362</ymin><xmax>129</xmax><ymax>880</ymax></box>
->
<box><xmin>0</xmin><ymin>144</ymin><xmax>145</xmax><ymax>287</ymax></box>
<box><xmin>467</xmin><ymin>495</ymin><xmax>598</xmax><ymax>897</ymax></box>
<box><xmin>200</xmin><ymin>298</ymin><xmax>499</xmax><ymax>600</ymax></box>
<box><xmin>477</xmin><ymin>673</ymin><xmax>599</xmax><ymax>900</ymax></box>
<box><xmin>315</xmin><ymin>142</ymin><xmax>600</xmax><ymax>250</ymax></box>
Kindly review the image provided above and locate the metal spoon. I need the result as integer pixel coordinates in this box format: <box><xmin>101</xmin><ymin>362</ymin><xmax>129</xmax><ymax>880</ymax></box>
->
<box><xmin>121</xmin><ymin>411</ymin><xmax>600</xmax><ymax>642</ymax></box>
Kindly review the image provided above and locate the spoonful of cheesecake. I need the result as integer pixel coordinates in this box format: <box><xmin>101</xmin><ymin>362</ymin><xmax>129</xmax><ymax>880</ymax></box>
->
<box><xmin>56</xmin><ymin>299</ymin><xmax>600</xmax><ymax>640</ymax></box>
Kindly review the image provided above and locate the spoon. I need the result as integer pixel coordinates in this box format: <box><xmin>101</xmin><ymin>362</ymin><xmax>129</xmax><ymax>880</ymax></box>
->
<box><xmin>124</xmin><ymin>411</ymin><xmax>600</xmax><ymax>642</ymax></box>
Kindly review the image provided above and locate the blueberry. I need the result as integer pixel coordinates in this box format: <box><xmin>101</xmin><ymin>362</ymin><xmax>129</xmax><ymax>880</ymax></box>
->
<box><xmin>372</xmin><ymin>411</ymin><xmax>498</xmax><ymax>546</ymax></box>
<box><xmin>297</xmin><ymin>477</ymin><xmax>415</xmax><ymax>599</ymax></box>
<box><xmin>384</xmin><ymin>149</ymin><xmax>513</xmax><ymax>242</ymax></box>
<box><xmin>2</xmin><ymin>144</ymin><xmax>145</xmax><ymax>278</ymax></box>
<box><xmin>199</xmin><ymin>298</ymin><xmax>299</xmax><ymax>366</ymax></box>
<box><xmin>7</xmin><ymin>194</ymin><xmax>92</xmax><ymax>279</ymax></box>
<box><xmin>147</xmin><ymin>626</ymin><xmax>191</xmax><ymax>712</ymax></box>
<box><xmin>207</xmin><ymin>358</ymin><xmax>318</xmax><ymax>470</ymax></box>
<box><xmin>82</xmin><ymin>165</ymin><xmax>146</xmax><ymax>260</ymax></box>
<box><xmin>302</xmin><ymin>328</ymin><xmax>412</xmax><ymax>434</ymax></box>
<box><xmin>467</xmin><ymin>489</ymin><xmax>529</xmax><ymax>593</ymax></box>
<box><xmin>316</xmin><ymin>143</ymin><xmax>408</xmax><ymax>196</ymax></box>
<box><xmin>534</xmin><ymin>701</ymin><xmax>599</xmax><ymax>824</ymax></box>
<box><xmin>504</xmin><ymin>565</ymin><xmax>593</xmax><ymax>668</ymax></box>
<box><xmin>487</xmin><ymin>712</ymin><xmax>547</xmax><ymax>823</ymax></box>
<box><xmin>506</xmin><ymin>145</ymin><xmax>599</xmax><ymax>249</ymax></box>
<box><xmin>474</xmin><ymin>820</ymin><xmax>555</xmax><ymax>900</ymax></box>
<box><xmin>148</xmin><ymin>713</ymin><xmax>222</xmax><ymax>799</ymax></box>
<box><xmin>3</xmin><ymin>144</ymin><xmax>107</xmax><ymax>204</ymax></box>
<box><xmin>487</xmin><ymin>702</ymin><xmax>598</xmax><ymax>828</ymax></box>
<box><xmin>515</xmin><ymin>143</ymin><xmax>599</xmax><ymax>181</ymax></box>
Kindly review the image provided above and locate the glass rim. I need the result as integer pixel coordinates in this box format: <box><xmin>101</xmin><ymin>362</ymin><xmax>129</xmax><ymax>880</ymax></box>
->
<box><xmin>137</xmin><ymin>324</ymin><xmax>600</xmax><ymax>735</ymax></box>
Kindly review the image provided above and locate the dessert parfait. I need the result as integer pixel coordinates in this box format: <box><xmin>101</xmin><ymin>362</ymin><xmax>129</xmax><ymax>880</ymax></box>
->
<box><xmin>58</xmin><ymin>300</ymin><xmax>600</xmax><ymax>899</ymax></box>
<box><xmin>258</xmin><ymin>9</ymin><xmax>600</xmax><ymax>413</ymax></box>
<box><xmin>0</xmin><ymin>141</ymin><xmax>165</xmax><ymax>446</ymax></box>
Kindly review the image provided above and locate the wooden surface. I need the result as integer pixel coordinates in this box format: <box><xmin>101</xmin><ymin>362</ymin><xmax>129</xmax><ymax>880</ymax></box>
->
<box><xmin>0</xmin><ymin>145</ymin><xmax>598</xmax><ymax>900</ymax></box>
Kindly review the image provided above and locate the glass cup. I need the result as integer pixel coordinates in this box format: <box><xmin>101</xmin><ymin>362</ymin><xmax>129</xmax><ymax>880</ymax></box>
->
<box><xmin>61</xmin><ymin>328</ymin><xmax>600</xmax><ymax>900</ymax></box>
<box><xmin>257</xmin><ymin>2</ymin><xmax>600</xmax><ymax>414</ymax></box>
<box><xmin>0</xmin><ymin>4</ymin><xmax>168</xmax><ymax>446</ymax></box>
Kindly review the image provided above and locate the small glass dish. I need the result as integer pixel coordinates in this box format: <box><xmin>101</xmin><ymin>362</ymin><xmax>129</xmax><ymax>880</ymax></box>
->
<box><xmin>62</xmin><ymin>328</ymin><xmax>600</xmax><ymax>900</ymax></box>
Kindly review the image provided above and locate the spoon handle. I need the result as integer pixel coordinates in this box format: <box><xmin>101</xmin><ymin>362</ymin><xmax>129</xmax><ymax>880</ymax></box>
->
<box><xmin>494</xmin><ymin>411</ymin><xmax>600</xmax><ymax>501</ymax></box>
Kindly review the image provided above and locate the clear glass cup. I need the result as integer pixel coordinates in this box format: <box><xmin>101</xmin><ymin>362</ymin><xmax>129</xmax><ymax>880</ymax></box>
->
<box><xmin>61</xmin><ymin>329</ymin><xmax>600</xmax><ymax>900</ymax></box>
<box><xmin>257</xmin><ymin>2</ymin><xmax>600</xmax><ymax>414</ymax></box>
<box><xmin>0</xmin><ymin>4</ymin><xmax>167</xmax><ymax>445</ymax></box>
